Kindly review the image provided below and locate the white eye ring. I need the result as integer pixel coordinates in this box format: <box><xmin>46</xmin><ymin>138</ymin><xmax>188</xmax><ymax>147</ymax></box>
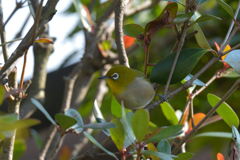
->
<box><xmin>112</xmin><ymin>73</ymin><xmax>119</xmax><ymax>80</ymax></box>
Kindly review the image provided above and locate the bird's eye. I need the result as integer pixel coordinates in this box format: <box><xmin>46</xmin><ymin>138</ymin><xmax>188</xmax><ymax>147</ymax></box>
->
<box><xmin>112</xmin><ymin>73</ymin><xmax>119</xmax><ymax>80</ymax></box>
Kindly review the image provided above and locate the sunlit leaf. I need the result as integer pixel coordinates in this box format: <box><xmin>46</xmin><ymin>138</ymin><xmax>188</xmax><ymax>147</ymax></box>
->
<box><xmin>55</xmin><ymin>113</ymin><xmax>77</xmax><ymax>132</ymax></box>
<box><xmin>0</xmin><ymin>85</ymin><xmax>5</xmax><ymax>105</ymax></box>
<box><xmin>184</xmin><ymin>74</ymin><xmax>206</xmax><ymax>86</ymax></box>
<box><xmin>84</xmin><ymin>132</ymin><xmax>119</xmax><ymax>160</ymax></box>
<box><xmin>0</xmin><ymin>119</ymin><xmax>40</xmax><ymax>132</ymax></box>
<box><xmin>188</xmin><ymin>113</ymin><xmax>205</xmax><ymax>130</ymax></box>
<box><xmin>173</xmin><ymin>152</ymin><xmax>194</xmax><ymax>160</ymax></box>
<box><xmin>145</xmin><ymin>125</ymin><xmax>183</xmax><ymax>143</ymax></box>
<box><xmin>157</xmin><ymin>139</ymin><xmax>171</xmax><ymax>154</ymax></box>
<box><xmin>0</xmin><ymin>114</ymin><xmax>18</xmax><ymax>125</ymax></box>
<box><xmin>149</xmin><ymin>121</ymin><xmax>159</xmax><ymax>134</ymax></box>
<box><xmin>31</xmin><ymin>98</ymin><xmax>56</xmax><ymax>125</ymax></box>
<box><xmin>141</xmin><ymin>150</ymin><xmax>176</xmax><ymax>160</ymax></box>
<box><xmin>109</xmin><ymin>118</ymin><xmax>125</xmax><ymax>151</ymax></box>
<box><xmin>172</xmin><ymin>12</ymin><xmax>194</xmax><ymax>24</ymax></box>
<box><xmin>111</xmin><ymin>97</ymin><xmax>130</xmax><ymax>118</ymax></box>
<box><xmin>132</xmin><ymin>109</ymin><xmax>149</xmax><ymax>142</ymax></box>
<box><xmin>151</xmin><ymin>48</ymin><xmax>209</xmax><ymax>84</ymax></box>
<box><xmin>193</xmin><ymin>23</ymin><xmax>211</xmax><ymax>49</ymax></box>
<box><xmin>194</xmin><ymin>132</ymin><xmax>232</xmax><ymax>138</ymax></box>
<box><xmin>161</xmin><ymin>102</ymin><xmax>178</xmax><ymax>125</ymax></box>
<box><xmin>30</xmin><ymin>129</ymin><xmax>43</xmax><ymax>149</ymax></box>
<box><xmin>207</xmin><ymin>94</ymin><xmax>239</xmax><ymax>128</ymax></box>
<box><xmin>223</xmin><ymin>50</ymin><xmax>240</xmax><ymax>74</ymax></box>
<box><xmin>216</xmin><ymin>0</ymin><xmax>234</xmax><ymax>20</ymax></box>
<box><xmin>65</xmin><ymin>108</ymin><xmax>84</xmax><ymax>134</ymax></box>
<box><xmin>35</xmin><ymin>38</ymin><xmax>54</xmax><ymax>44</ymax></box>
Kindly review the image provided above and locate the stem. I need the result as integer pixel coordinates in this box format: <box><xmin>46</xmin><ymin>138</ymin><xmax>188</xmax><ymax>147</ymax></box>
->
<box><xmin>144</xmin><ymin>45</ymin><xmax>150</xmax><ymax>75</ymax></box>
<box><xmin>172</xmin><ymin>78</ymin><xmax>240</xmax><ymax>154</ymax></box>
<box><xmin>19</xmin><ymin>50</ymin><xmax>28</xmax><ymax>89</ymax></box>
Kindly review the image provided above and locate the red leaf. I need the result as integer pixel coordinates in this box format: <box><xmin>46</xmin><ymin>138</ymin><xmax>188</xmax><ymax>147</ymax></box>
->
<box><xmin>124</xmin><ymin>35</ymin><xmax>135</xmax><ymax>49</ymax></box>
<box><xmin>35</xmin><ymin>38</ymin><xmax>53</xmax><ymax>44</ymax></box>
<box><xmin>58</xmin><ymin>146</ymin><xmax>71</xmax><ymax>160</ymax></box>
<box><xmin>217</xmin><ymin>153</ymin><xmax>225</xmax><ymax>160</ymax></box>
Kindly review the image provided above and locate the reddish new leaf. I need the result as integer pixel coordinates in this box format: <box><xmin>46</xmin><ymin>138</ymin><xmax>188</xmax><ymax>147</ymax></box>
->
<box><xmin>124</xmin><ymin>35</ymin><xmax>135</xmax><ymax>49</ymax></box>
<box><xmin>217</xmin><ymin>153</ymin><xmax>225</xmax><ymax>160</ymax></box>
<box><xmin>35</xmin><ymin>38</ymin><xmax>53</xmax><ymax>44</ymax></box>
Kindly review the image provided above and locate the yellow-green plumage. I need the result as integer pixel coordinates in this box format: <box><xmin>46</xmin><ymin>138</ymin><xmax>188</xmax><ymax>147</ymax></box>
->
<box><xmin>100</xmin><ymin>65</ymin><xmax>155</xmax><ymax>109</ymax></box>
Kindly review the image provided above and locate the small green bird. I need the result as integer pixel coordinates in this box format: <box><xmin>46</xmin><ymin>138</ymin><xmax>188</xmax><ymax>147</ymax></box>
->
<box><xmin>98</xmin><ymin>65</ymin><xmax>155</xmax><ymax>109</ymax></box>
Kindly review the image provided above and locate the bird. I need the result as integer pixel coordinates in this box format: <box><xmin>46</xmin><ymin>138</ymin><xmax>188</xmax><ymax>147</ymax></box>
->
<box><xmin>98</xmin><ymin>65</ymin><xmax>157</xmax><ymax>110</ymax></box>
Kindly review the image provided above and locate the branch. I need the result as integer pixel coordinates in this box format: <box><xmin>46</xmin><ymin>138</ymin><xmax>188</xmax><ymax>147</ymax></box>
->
<box><xmin>115</xmin><ymin>0</ymin><xmax>130</xmax><ymax>67</ymax></box>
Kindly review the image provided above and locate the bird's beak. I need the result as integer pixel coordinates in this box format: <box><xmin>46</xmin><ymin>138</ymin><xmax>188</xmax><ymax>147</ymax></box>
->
<box><xmin>97</xmin><ymin>76</ymin><xmax>110</xmax><ymax>79</ymax></box>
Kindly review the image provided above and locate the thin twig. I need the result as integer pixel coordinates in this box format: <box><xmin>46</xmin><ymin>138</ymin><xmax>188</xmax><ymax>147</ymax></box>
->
<box><xmin>172</xmin><ymin>78</ymin><xmax>240</xmax><ymax>154</ymax></box>
<box><xmin>19</xmin><ymin>50</ymin><xmax>28</xmax><ymax>89</ymax></box>
<box><xmin>115</xmin><ymin>0</ymin><xmax>130</xmax><ymax>67</ymax></box>
<box><xmin>223</xmin><ymin>42</ymin><xmax>240</xmax><ymax>56</ymax></box>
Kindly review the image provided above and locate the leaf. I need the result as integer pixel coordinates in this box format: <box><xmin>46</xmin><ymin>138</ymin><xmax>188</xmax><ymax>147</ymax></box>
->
<box><xmin>27</xmin><ymin>0</ymin><xmax>35</xmax><ymax>17</ymax></box>
<box><xmin>150</xmin><ymin>48</ymin><xmax>209</xmax><ymax>84</ymax></box>
<box><xmin>120</xmin><ymin>103</ymin><xmax>135</xmax><ymax>147</ymax></box>
<box><xmin>207</xmin><ymin>94</ymin><xmax>239</xmax><ymax>128</ymax></box>
<box><xmin>162</xmin><ymin>0</ymin><xmax>184</xmax><ymax>5</ymax></box>
<box><xmin>200</xmin><ymin>115</ymin><xmax>222</xmax><ymax>129</ymax></box>
<box><xmin>157</xmin><ymin>139</ymin><xmax>171</xmax><ymax>154</ymax></box>
<box><xmin>72</xmin><ymin>0</ymin><xmax>92</xmax><ymax>32</ymax></box>
<box><xmin>111</xmin><ymin>97</ymin><xmax>130</xmax><ymax>118</ymax></box>
<box><xmin>196</xmin><ymin>0</ymin><xmax>208</xmax><ymax>5</ymax></box>
<box><xmin>58</xmin><ymin>146</ymin><xmax>71</xmax><ymax>160</ymax></box>
<box><xmin>0</xmin><ymin>119</ymin><xmax>40</xmax><ymax>131</ymax></box>
<box><xmin>184</xmin><ymin>74</ymin><xmax>206</xmax><ymax>86</ymax></box>
<box><xmin>84</xmin><ymin>132</ymin><xmax>119</xmax><ymax>160</ymax></box>
<box><xmin>190</xmin><ymin>14</ymin><xmax>221</xmax><ymax>26</ymax></box>
<box><xmin>109</xmin><ymin>118</ymin><xmax>125</xmax><ymax>151</ymax></box>
<box><xmin>232</xmin><ymin>126</ymin><xmax>240</xmax><ymax>149</ymax></box>
<box><xmin>0</xmin><ymin>114</ymin><xmax>18</xmax><ymax>125</ymax></box>
<box><xmin>132</xmin><ymin>109</ymin><xmax>149</xmax><ymax>142</ymax></box>
<box><xmin>144</xmin><ymin>3</ymin><xmax>178</xmax><ymax>45</ymax></box>
<box><xmin>93</xmin><ymin>100</ymin><xmax>110</xmax><ymax>136</ymax></box>
<box><xmin>141</xmin><ymin>150</ymin><xmax>176</xmax><ymax>160</ymax></box>
<box><xmin>217</xmin><ymin>153</ymin><xmax>225</xmax><ymax>160</ymax></box>
<box><xmin>83</xmin><ymin>122</ymin><xmax>116</xmax><ymax>129</ymax></box>
<box><xmin>147</xmin><ymin>143</ymin><xmax>160</xmax><ymax>160</ymax></box>
<box><xmin>161</xmin><ymin>102</ymin><xmax>179</xmax><ymax>125</ymax></box>
<box><xmin>65</xmin><ymin>108</ymin><xmax>84</xmax><ymax>134</ymax></box>
<box><xmin>55</xmin><ymin>113</ymin><xmax>77</xmax><ymax>132</ymax></box>
<box><xmin>188</xmin><ymin>113</ymin><xmax>206</xmax><ymax>130</ymax></box>
<box><xmin>124</xmin><ymin>36</ymin><xmax>135</xmax><ymax>49</ymax></box>
<box><xmin>35</xmin><ymin>38</ymin><xmax>54</xmax><ymax>44</ymax></box>
<box><xmin>222</xmin><ymin>68</ymin><xmax>240</xmax><ymax>78</ymax></box>
<box><xmin>216</xmin><ymin>0</ymin><xmax>234</xmax><ymax>19</ymax></box>
<box><xmin>101</xmin><ymin>40</ymin><xmax>111</xmax><ymax>51</ymax></box>
<box><xmin>96</xmin><ymin>0</ymin><xmax>113</xmax><ymax>20</ymax></box>
<box><xmin>13</xmin><ymin>139</ymin><xmax>26</xmax><ymax>160</ymax></box>
<box><xmin>0</xmin><ymin>85</ymin><xmax>5</xmax><ymax>105</ymax></box>
<box><xmin>149</xmin><ymin>121</ymin><xmax>159</xmax><ymax>134</ymax></box>
<box><xmin>194</xmin><ymin>132</ymin><xmax>232</xmax><ymax>138</ymax></box>
<box><xmin>31</xmin><ymin>98</ymin><xmax>56</xmax><ymax>125</ymax></box>
<box><xmin>30</xmin><ymin>129</ymin><xmax>43</xmax><ymax>149</ymax></box>
<box><xmin>172</xmin><ymin>12</ymin><xmax>194</xmax><ymax>24</ymax></box>
<box><xmin>173</xmin><ymin>152</ymin><xmax>194</xmax><ymax>160</ymax></box>
<box><xmin>223</xmin><ymin>50</ymin><xmax>240</xmax><ymax>74</ymax></box>
<box><xmin>145</xmin><ymin>125</ymin><xmax>183</xmax><ymax>143</ymax></box>
<box><xmin>123</xmin><ymin>24</ymin><xmax>144</xmax><ymax>38</ymax></box>
<box><xmin>193</xmin><ymin>23</ymin><xmax>211</xmax><ymax>49</ymax></box>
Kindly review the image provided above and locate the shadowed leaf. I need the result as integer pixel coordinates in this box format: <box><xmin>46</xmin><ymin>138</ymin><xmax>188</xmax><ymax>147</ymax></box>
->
<box><xmin>55</xmin><ymin>114</ymin><xmax>77</xmax><ymax>131</ymax></box>
<box><xmin>65</xmin><ymin>108</ymin><xmax>84</xmax><ymax>134</ymax></box>
<box><xmin>173</xmin><ymin>152</ymin><xmax>194</xmax><ymax>160</ymax></box>
<box><xmin>172</xmin><ymin>12</ymin><xmax>194</xmax><ymax>24</ymax></box>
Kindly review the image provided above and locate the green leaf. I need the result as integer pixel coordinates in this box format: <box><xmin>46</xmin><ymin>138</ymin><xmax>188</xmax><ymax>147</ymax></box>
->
<box><xmin>111</xmin><ymin>97</ymin><xmax>130</xmax><ymax>118</ymax></box>
<box><xmin>83</xmin><ymin>122</ymin><xmax>116</xmax><ymax>129</ymax></box>
<box><xmin>30</xmin><ymin>129</ymin><xmax>43</xmax><ymax>149</ymax></box>
<box><xmin>216</xmin><ymin>0</ymin><xmax>234</xmax><ymax>19</ymax></box>
<box><xmin>149</xmin><ymin>121</ymin><xmax>159</xmax><ymax>134</ymax></box>
<box><xmin>194</xmin><ymin>132</ymin><xmax>232</xmax><ymax>138</ymax></box>
<box><xmin>190</xmin><ymin>14</ymin><xmax>221</xmax><ymax>26</ymax></box>
<box><xmin>109</xmin><ymin>118</ymin><xmax>125</xmax><ymax>151</ymax></box>
<box><xmin>96</xmin><ymin>0</ymin><xmax>113</xmax><ymax>20</ymax></box>
<box><xmin>13</xmin><ymin>139</ymin><xmax>27</xmax><ymax>160</ymax></box>
<box><xmin>193</xmin><ymin>23</ymin><xmax>212</xmax><ymax>49</ymax></box>
<box><xmin>73</xmin><ymin>0</ymin><xmax>92</xmax><ymax>32</ymax></box>
<box><xmin>84</xmin><ymin>132</ymin><xmax>119</xmax><ymax>160</ymax></box>
<box><xmin>196</xmin><ymin>0</ymin><xmax>208</xmax><ymax>5</ymax></box>
<box><xmin>223</xmin><ymin>50</ymin><xmax>240</xmax><ymax>74</ymax></box>
<box><xmin>207</xmin><ymin>94</ymin><xmax>239</xmax><ymax>128</ymax></box>
<box><xmin>0</xmin><ymin>119</ymin><xmax>40</xmax><ymax>132</ymax></box>
<box><xmin>55</xmin><ymin>114</ymin><xmax>77</xmax><ymax>131</ymax></box>
<box><xmin>0</xmin><ymin>133</ymin><xmax>5</xmax><ymax>141</ymax></box>
<box><xmin>31</xmin><ymin>98</ymin><xmax>56</xmax><ymax>125</ymax></box>
<box><xmin>120</xmin><ymin>103</ymin><xmax>135</xmax><ymax>146</ymax></box>
<box><xmin>141</xmin><ymin>150</ymin><xmax>176</xmax><ymax>160</ymax></box>
<box><xmin>222</xmin><ymin>68</ymin><xmax>240</xmax><ymax>78</ymax></box>
<box><xmin>93</xmin><ymin>100</ymin><xmax>110</xmax><ymax>136</ymax></box>
<box><xmin>101</xmin><ymin>40</ymin><xmax>111</xmax><ymax>51</ymax></box>
<box><xmin>161</xmin><ymin>102</ymin><xmax>179</xmax><ymax>125</ymax></box>
<box><xmin>150</xmin><ymin>48</ymin><xmax>209</xmax><ymax>84</ymax></box>
<box><xmin>123</xmin><ymin>24</ymin><xmax>144</xmax><ymax>38</ymax></box>
<box><xmin>145</xmin><ymin>125</ymin><xmax>183</xmax><ymax>143</ymax></box>
<box><xmin>157</xmin><ymin>139</ymin><xmax>171</xmax><ymax>154</ymax></box>
<box><xmin>172</xmin><ymin>12</ymin><xmax>194</xmax><ymax>24</ymax></box>
<box><xmin>173</xmin><ymin>152</ymin><xmax>194</xmax><ymax>160</ymax></box>
<box><xmin>65</xmin><ymin>108</ymin><xmax>84</xmax><ymax>134</ymax></box>
<box><xmin>0</xmin><ymin>114</ymin><xmax>18</xmax><ymax>125</ymax></box>
<box><xmin>132</xmin><ymin>109</ymin><xmax>149</xmax><ymax>142</ymax></box>
<box><xmin>0</xmin><ymin>85</ymin><xmax>5</xmax><ymax>105</ymax></box>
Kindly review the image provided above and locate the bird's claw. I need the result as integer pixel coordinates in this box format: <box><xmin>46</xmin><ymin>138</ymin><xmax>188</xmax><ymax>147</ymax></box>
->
<box><xmin>156</xmin><ymin>94</ymin><xmax>168</xmax><ymax>103</ymax></box>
